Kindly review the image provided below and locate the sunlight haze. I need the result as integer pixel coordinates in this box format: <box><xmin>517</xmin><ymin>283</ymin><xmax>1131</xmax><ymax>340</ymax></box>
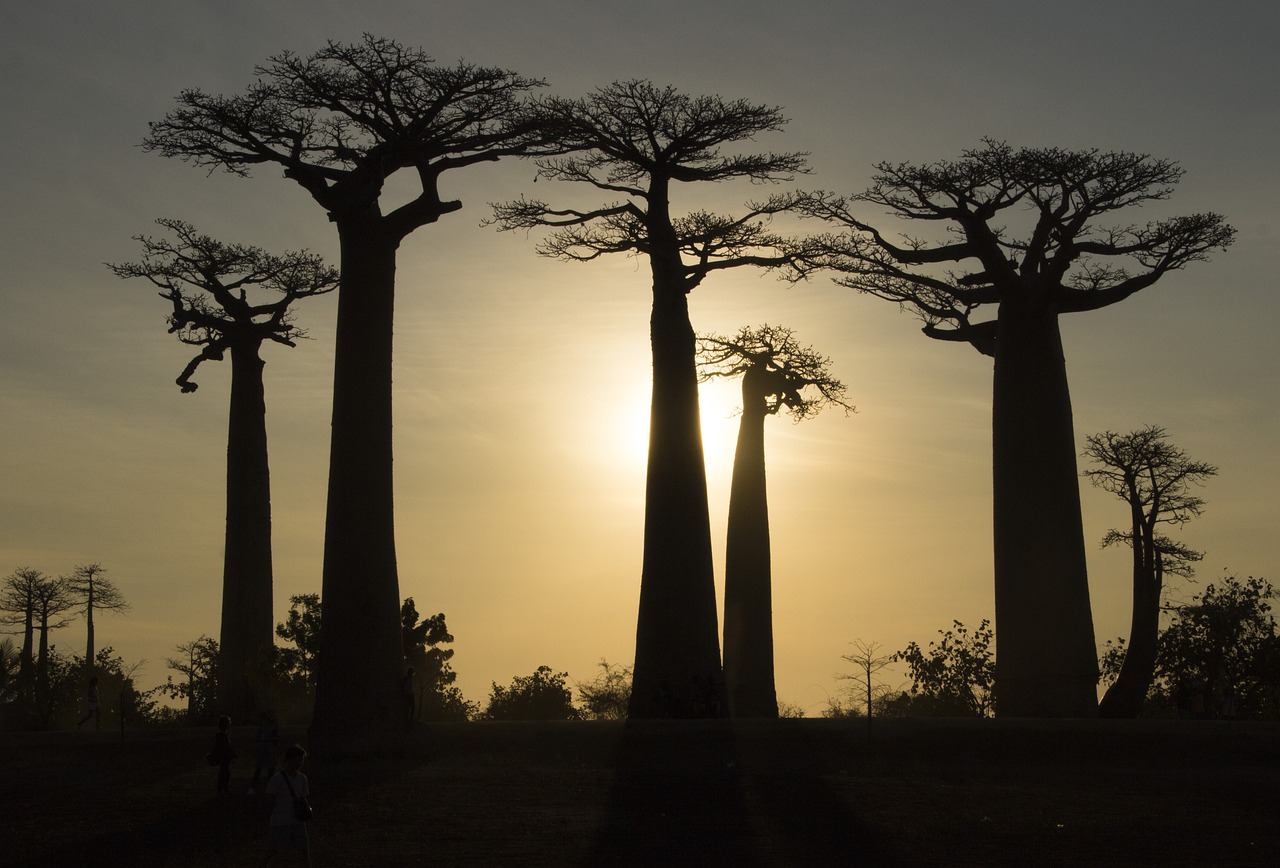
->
<box><xmin>1</xmin><ymin>0</ymin><xmax>1277</xmax><ymax>714</ymax></box>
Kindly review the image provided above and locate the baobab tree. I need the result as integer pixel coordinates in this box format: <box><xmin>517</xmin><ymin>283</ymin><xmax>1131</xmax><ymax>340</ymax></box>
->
<box><xmin>697</xmin><ymin>325</ymin><xmax>851</xmax><ymax>717</ymax></box>
<box><xmin>1</xmin><ymin>569</ymin><xmax>74</xmax><ymax>704</ymax></box>
<box><xmin>490</xmin><ymin>81</ymin><xmax>811</xmax><ymax>717</ymax></box>
<box><xmin>110</xmin><ymin>219</ymin><xmax>337</xmax><ymax>719</ymax></box>
<box><xmin>63</xmin><ymin>563</ymin><xmax>129</xmax><ymax>673</ymax></box>
<box><xmin>1083</xmin><ymin>426</ymin><xmax>1216</xmax><ymax>718</ymax></box>
<box><xmin>800</xmin><ymin>141</ymin><xmax>1234</xmax><ymax>717</ymax></box>
<box><xmin>144</xmin><ymin>35</ymin><xmax>552</xmax><ymax>750</ymax></box>
<box><xmin>0</xmin><ymin>567</ymin><xmax>47</xmax><ymax>698</ymax></box>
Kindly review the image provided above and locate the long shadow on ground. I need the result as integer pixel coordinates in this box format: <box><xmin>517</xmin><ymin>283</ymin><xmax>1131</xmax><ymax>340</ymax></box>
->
<box><xmin>588</xmin><ymin>719</ymin><xmax>882</xmax><ymax>866</ymax></box>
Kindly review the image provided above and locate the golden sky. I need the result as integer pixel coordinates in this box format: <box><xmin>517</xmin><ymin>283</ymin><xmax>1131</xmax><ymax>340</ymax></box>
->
<box><xmin>2</xmin><ymin>1</ymin><xmax>1277</xmax><ymax>713</ymax></box>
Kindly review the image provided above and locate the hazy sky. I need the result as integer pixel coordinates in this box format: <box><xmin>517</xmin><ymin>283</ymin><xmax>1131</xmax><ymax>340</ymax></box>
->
<box><xmin>2</xmin><ymin>1</ymin><xmax>1277</xmax><ymax>713</ymax></box>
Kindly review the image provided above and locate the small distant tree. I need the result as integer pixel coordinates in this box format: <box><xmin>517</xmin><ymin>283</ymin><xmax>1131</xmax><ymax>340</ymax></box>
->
<box><xmin>31</xmin><ymin>576</ymin><xmax>74</xmax><ymax>707</ymax></box>
<box><xmin>275</xmin><ymin>594</ymin><xmax>322</xmax><ymax>692</ymax></box>
<box><xmin>699</xmin><ymin>325</ymin><xmax>851</xmax><ymax>718</ymax></box>
<box><xmin>1083</xmin><ymin>426</ymin><xmax>1216</xmax><ymax>718</ymax></box>
<box><xmin>895</xmin><ymin>620</ymin><xmax>996</xmax><ymax>718</ymax></box>
<box><xmin>575</xmin><ymin>659</ymin><xmax>632</xmax><ymax>721</ymax></box>
<box><xmin>837</xmin><ymin>639</ymin><xmax>896</xmax><ymax>733</ymax></box>
<box><xmin>1156</xmin><ymin>575</ymin><xmax>1278</xmax><ymax>719</ymax></box>
<box><xmin>483</xmin><ymin>666</ymin><xmax>580</xmax><ymax>721</ymax></box>
<box><xmin>62</xmin><ymin>563</ymin><xmax>129</xmax><ymax>674</ymax></box>
<box><xmin>491</xmin><ymin>81</ymin><xmax>812</xmax><ymax>718</ymax></box>
<box><xmin>401</xmin><ymin>598</ymin><xmax>473</xmax><ymax>721</ymax></box>
<box><xmin>159</xmin><ymin>636</ymin><xmax>219</xmax><ymax>724</ymax></box>
<box><xmin>0</xmin><ymin>568</ymin><xmax>48</xmax><ymax>697</ymax></box>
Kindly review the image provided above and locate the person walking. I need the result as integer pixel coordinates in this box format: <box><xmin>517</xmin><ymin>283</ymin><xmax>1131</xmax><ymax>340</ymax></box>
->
<box><xmin>210</xmin><ymin>715</ymin><xmax>236</xmax><ymax>796</ymax></box>
<box><xmin>263</xmin><ymin>744</ymin><xmax>312</xmax><ymax>866</ymax></box>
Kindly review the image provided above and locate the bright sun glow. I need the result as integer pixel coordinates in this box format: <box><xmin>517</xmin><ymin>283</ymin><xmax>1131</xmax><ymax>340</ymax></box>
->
<box><xmin>591</xmin><ymin>373</ymin><xmax>745</xmax><ymax>487</ymax></box>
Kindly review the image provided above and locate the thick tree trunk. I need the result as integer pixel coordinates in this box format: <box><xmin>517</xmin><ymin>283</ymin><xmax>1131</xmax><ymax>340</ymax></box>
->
<box><xmin>722</xmin><ymin>367</ymin><xmax>778</xmax><ymax>718</ymax></box>
<box><xmin>991</xmin><ymin>304</ymin><xmax>1098</xmax><ymax>717</ymax></box>
<box><xmin>217</xmin><ymin>340</ymin><xmax>275</xmax><ymax>721</ymax></box>
<box><xmin>85</xmin><ymin>588</ymin><xmax>95</xmax><ymax>670</ymax></box>
<box><xmin>19</xmin><ymin>609</ymin><xmax>33</xmax><ymax>693</ymax></box>
<box><xmin>36</xmin><ymin>618</ymin><xmax>50</xmax><ymax>709</ymax></box>
<box><xmin>628</xmin><ymin>258</ymin><xmax>724</xmax><ymax>718</ymax></box>
<box><xmin>310</xmin><ymin>223</ymin><xmax>406</xmax><ymax>752</ymax></box>
<box><xmin>1099</xmin><ymin>521</ymin><xmax>1161</xmax><ymax>718</ymax></box>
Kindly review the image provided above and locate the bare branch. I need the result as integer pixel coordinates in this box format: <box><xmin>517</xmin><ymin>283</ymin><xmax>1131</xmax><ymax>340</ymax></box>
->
<box><xmin>108</xmin><ymin>219</ymin><xmax>337</xmax><ymax>391</ymax></box>
<box><xmin>697</xmin><ymin>324</ymin><xmax>853</xmax><ymax>420</ymax></box>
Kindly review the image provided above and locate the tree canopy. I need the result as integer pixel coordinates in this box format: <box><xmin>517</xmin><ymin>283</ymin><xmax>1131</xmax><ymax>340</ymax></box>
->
<box><xmin>698</xmin><ymin>324</ymin><xmax>853</xmax><ymax>421</ymax></box>
<box><xmin>108</xmin><ymin>219</ymin><xmax>338</xmax><ymax>391</ymax></box>
<box><xmin>144</xmin><ymin>34</ymin><xmax>550</xmax><ymax>235</ymax></box>
<box><xmin>799</xmin><ymin>140</ymin><xmax>1235</xmax><ymax>355</ymax></box>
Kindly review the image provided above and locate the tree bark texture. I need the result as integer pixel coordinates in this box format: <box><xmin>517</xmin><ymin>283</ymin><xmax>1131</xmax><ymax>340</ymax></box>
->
<box><xmin>991</xmin><ymin>304</ymin><xmax>1099</xmax><ymax>717</ymax></box>
<box><xmin>628</xmin><ymin>268</ymin><xmax>724</xmax><ymax>718</ymax></box>
<box><xmin>217</xmin><ymin>340</ymin><xmax>275</xmax><ymax>721</ymax></box>
<box><xmin>310</xmin><ymin>223</ymin><xmax>407</xmax><ymax>752</ymax></box>
<box><xmin>722</xmin><ymin>366</ymin><xmax>778</xmax><ymax>718</ymax></box>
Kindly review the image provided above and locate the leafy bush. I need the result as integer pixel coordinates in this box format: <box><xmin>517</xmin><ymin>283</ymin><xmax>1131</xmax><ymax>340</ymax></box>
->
<box><xmin>483</xmin><ymin>666</ymin><xmax>580</xmax><ymax>721</ymax></box>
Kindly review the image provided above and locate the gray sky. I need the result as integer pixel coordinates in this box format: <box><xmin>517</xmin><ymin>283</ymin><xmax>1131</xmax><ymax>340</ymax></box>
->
<box><xmin>2</xmin><ymin>1</ymin><xmax>1276</xmax><ymax>712</ymax></box>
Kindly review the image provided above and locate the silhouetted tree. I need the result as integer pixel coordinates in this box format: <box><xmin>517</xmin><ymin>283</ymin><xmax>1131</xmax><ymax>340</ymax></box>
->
<box><xmin>575</xmin><ymin>659</ymin><xmax>633</xmax><ymax>721</ymax></box>
<box><xmin>837</xmin><ymin>639</ymin><xmax>895</xmax><ymax>735</ymax></box>
<box><xmin>401</xmin><ymin>598</ymin><xmax>472</xmax><ymax>721</ymax></box>
<box><xmin>145</xmin><ymin>34</ymin><xmax>551</xmax><ymax>752</ymax></box>
<box><xmin>62</xmin><ymin>563</ymin><xmax>129</xmax><ymax>675</ymax></box>
<box><xmin>0</xmin><ymin>638</ymin><xmax>16</xmax><ymax>704</ymax></box>
<box><xmin>895</xmin><ymin>620</ymin><xmax>996</xmax><ymax>718</ymax></box>
<box><xmin>31</xmin><ymin>576</ymin><xmax>74</xmax><ymax>708</ymax></box>
<box><xmin>491</xmin><ymin>81</ymin><xmax>811</xmax><ymax>718</ymax></box>
<box><xmin>110</xmin><ymin>220</ymin><xmax>336</xmax><ymax>721</ymax></box>
<box><xmin>698</xmin><ymin>325</ymin><xmax>851</xmax><ymax>718</ymax></box>
<box><xmin>1083</xmin><ymin>426</ymin><xmax>1216</xmax><ymax>718</ymax></box>
<box><xmin>483</xmin><ymin>665</ymin><xmax>579</xmax><ymax>721</ymax></box>
<box><xmin>0</xmin><ymin>568</ymin><xmax>47</xmax><ymax>697</ymax></box>
<box><xmin>801</xmin><ymin>142</ymin><xmax>1234</xmax><ymax>717</ymax></box>
<box><xmin>1156</xmin><ymin>575</ymin><xmax>1278</xmax><ymax>719</ymax></box>
<box><xmin>161</xmin><ymin>636</ymin><xmax>219</xmax><ymax>723</ymax></box>
<box><xmin>275</xmin><ymin>594</ymin><xmax>322</xmax><ymax>692</ymax></box>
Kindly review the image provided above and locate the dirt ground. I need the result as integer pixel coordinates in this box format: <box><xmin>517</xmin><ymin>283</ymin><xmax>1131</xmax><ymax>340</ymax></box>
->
<box><xmin>1</xmin><ymin>717</ymin><xmax>1276</xmax><ymax>867</ymax></box>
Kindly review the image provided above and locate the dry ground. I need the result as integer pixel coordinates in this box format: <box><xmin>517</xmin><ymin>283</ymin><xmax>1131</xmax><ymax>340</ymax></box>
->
<box><xmin>1</xmin><ymin>718</ymin><xmax>1276</xmax><ymax>867</ymax></box>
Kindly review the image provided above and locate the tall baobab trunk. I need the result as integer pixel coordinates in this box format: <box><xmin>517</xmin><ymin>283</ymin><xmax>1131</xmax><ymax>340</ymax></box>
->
<box><xmin>722</xmin><ymin>365</ymin><xmax>778</xmax><ymax>718</ymax></box>
<box><xmin>629</xmin><ymin>222</ymin><xmax>724</xmax><ymax>718</ymax></box>
<box><xmin>19</xmin><ymin>606</ymin><xmax>34</xmax><ymax>695</ymax></box>
<box><xmin>217</xmin><ymin>339</ymin><xmax>275</xmax><ymax>720</ymax></box>
<box><xmin>84</xmin><ymin>584</ymin><xmax>95</xmax><ymax>669</ymax></box>
<box><xmin>310</xmin><ymin>221</ymin><xmax>406</xmax><ymax>752</ymax></box>
<box><xmin>1099</xmin><ymin>517</ymin><xmax>1162</xmax><ymax>718</ymax></box>
<box><xmin>991</xmin><ymin>304</ymin><xmax>1098</xmax><ymax>718</ymax></box>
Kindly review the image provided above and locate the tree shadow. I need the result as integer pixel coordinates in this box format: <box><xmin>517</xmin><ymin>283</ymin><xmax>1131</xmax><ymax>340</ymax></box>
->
<box><xmin>587</xmin><ymin>720</ymin><xmax>882</xmax><ymax>866</ymax></box>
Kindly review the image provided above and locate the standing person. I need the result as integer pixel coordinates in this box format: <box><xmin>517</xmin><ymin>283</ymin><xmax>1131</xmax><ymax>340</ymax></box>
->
<box><xmin>263</xmin><ymin>744</ymin><xmax>311</xmax><ymax>867</ymax></box>
<box><xmin>210</xmin><ymin>715</ymin><xmax>236</xmax><ymax>796</ymax></box>
<box><xmin>76</xmin><ymin>675</ymin><xmax>100</xmax><ymax>730</ymax></box>
<box><xmin>249</xmin><ymin>710</ymin><xmax>280</xmax><ymax>794</ymax></box>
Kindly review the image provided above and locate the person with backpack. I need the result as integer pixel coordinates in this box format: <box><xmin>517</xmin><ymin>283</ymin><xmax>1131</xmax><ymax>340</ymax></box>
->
<box><xmin>263</xmin><ymin>744</ymin><xmax>312</xmax><ymax>866</ymax></box>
